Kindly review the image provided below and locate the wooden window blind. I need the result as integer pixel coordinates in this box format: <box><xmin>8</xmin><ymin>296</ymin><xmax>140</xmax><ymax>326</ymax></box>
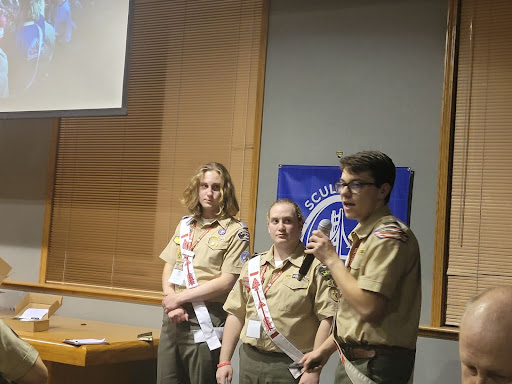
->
<box><xmin>443</xmin><ymin>0</ymin><xmax>512</xmax><ymax>325</ymax></box>
<box><xmin>41</xmin><ymin>0</ymin><xmax>268</xmax><ymax>298</ymax></box>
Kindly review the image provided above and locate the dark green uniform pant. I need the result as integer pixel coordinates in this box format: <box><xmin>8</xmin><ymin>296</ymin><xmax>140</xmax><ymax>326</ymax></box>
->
<box><xmin>238</xmin><ymin>343</ymin><xmax>299</xmax><ymax>384</ymax></box>
<box><xmin>334</xmin><ymin>350</ymin><xmax>415</xmax><ymax>384</ymax></box>
<box><xmin>156</xmin><ymin>302</ymin><xmax>225</xmax><ymax>384</ymax></box>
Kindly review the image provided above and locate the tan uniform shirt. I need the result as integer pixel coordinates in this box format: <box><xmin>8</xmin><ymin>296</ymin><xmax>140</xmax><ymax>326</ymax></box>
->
<box><xmin>0</xmin><ymin>320</ymin><xmax>39</xmax><ymax>382</ymax></box>
<box><xmin>224</xmin><ymin>243</ymin><xmax>336</xmax><ymax>353</ymax></box>
<box><xmin>160</xmin><ymin>216</ymin><xmax>250</xmax><ymax>303</ymax></box>
<box><xmin>335</xmin><ymin>205</ymin><xmax>421</xmax><ymax>350</ymax></box>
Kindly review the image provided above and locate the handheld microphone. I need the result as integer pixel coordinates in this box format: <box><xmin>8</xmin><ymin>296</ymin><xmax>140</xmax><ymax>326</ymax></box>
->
<box><xmin>297</xmin><ymin>219</ymin><xmax>332</xmax><ymax>281</ymax></box>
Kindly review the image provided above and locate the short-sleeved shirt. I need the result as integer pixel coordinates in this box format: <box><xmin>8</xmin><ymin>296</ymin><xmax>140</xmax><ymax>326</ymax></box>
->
<box><xmin>159</xmin><ymin>216</ymin><xmax>250</xmax><ymax>303</ymax></box>
<box><xmin>0</xmin><ymin>320</ymin><xmax>39</xmax><ymax>382</ymax></box>
<box><xmin>335</xmin><ymin>206</ymin><xmax>421</xmax><ymax>350</ymax></box>
<box><xmin>224</xmin><ymin>242</ymin><xmax>336</xmax><ymax>353</ymax></box>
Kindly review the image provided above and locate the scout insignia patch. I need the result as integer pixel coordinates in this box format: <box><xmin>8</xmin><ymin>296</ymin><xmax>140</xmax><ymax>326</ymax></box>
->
<box><xmin>240</xmin><ymin>251</ymin><xmax>250</xmax><ymax>264</ymax></box>
<box><xmin>318</xmin><ymin>265</ymin><xmax>332</xmax><ymax>279</ymax></box>
<box><xmin>374</xmin><ymin>224</ymin><xmax>408</xmax><ymax>243</ymax></box>
<box><xmin>209</xmin><ymin>236</ymin><xmax>220</xmax><ymax>247</ymax></box>
<box><xmin>242</xmin><ymin>276</ymin><xmax>250</xmax><ymax>292</ymax></box>
<box><xmin>173</xmin><ymin>236</ymin><xmax>180</xmax><ymax>245</ymax></box>
<box><xmin>218</xmin><ymin>228</ymin><xmax>226</xmax><ymax>235</ymax></box>
<box><xmin>237</xmin><ymin>229</ymin><xmax>250</xmax><ymax>242</ymax></box>
<box><xmin>330</xmin><ymin>287</ymin><xmax>340</xmax><ymax>302</ymax></box>
<box><xmin>176</xmin><ymin>251</ymin><xmax>183</xmax><ymax>262</ymax></box>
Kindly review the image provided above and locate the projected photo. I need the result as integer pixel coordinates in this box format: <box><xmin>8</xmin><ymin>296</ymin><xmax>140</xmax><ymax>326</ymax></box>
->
<box><xmin>0</xmin><ymin>0</ymin><xmax>130</xmax><ymax>115</ymax></box>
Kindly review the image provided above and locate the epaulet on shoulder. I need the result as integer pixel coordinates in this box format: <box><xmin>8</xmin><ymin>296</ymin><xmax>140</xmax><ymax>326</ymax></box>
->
<box><xmin>250</xmin><ymin>252</ymin><xmax>263</xmax><ymax>260</ymax></box>
<box><xmin>373</xmin><ymin>220</ymin><xmax>409</xmax><ymax>243</ymax></box>
<box><xmin>235</xmin><ymin>219</ymin><xmax>248</xmax><ymax>229</ymax></box>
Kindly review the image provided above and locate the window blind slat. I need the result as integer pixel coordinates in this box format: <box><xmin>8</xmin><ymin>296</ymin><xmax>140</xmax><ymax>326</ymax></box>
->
<box><xmin>45</xmin><ymin>0</ymin><xmax>266</xmax><ymax>294</ymax></box>
<box><xmin>446</xmin><ymin>0</ymin><xmax>512</xmax><ymax>324</ymax></box>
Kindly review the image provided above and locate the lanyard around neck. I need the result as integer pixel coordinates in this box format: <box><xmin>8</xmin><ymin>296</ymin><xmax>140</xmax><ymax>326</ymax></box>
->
<box><xmin>260</xmin><ymin>261</ymin><xmax>292</xmax><ymax>296</ymax></box>
<box><xmin>187</xmin><ymin>222</ymin><xmax>213</xmax><ymax>252</ymax></box>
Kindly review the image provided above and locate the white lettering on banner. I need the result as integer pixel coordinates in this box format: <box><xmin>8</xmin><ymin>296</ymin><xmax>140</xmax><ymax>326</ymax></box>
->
<box><xmin>304</xmin><ymin>184</ymin><xmax>338</xmax><ymax>211</ymax></box>
<box><xmin>301</xmin><ymin>193</ymin><xmax>351</xmax><ymax>261</ymax></box>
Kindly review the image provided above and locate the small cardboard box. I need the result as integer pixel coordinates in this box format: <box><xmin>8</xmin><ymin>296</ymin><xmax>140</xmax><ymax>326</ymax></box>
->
<box><xmin>4</xmin><ymin>293</ymin><xmax>63</xmax><ymax>332</ymax></box>
<box><xmin>0</xmin><ymin>257</ymin><xmax>12</xmax><ymax>283</ymax></box>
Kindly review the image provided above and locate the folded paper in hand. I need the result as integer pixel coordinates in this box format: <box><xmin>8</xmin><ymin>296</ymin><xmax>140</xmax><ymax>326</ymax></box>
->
<box><xmin>63</xmin><ymin>338</ymin><xmax>109</xmax><ymax>346</ymax></box>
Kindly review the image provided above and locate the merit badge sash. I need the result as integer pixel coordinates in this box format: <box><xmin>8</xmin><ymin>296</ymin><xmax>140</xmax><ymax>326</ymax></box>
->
<box><xmin>248</xmin><ymin>256</ymin><xmax>304</xmax><ymax>379</ymax></box>
<box><xmin>175</xmin><ymin>217</ymin><xmax>222</xmax><ymax>350</ymax></box>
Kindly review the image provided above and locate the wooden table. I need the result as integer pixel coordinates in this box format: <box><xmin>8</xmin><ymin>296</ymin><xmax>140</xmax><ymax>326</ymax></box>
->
<box><xmin>1</xmin><ymin>313</ymin><xmax>160</xmax><ymax>384</ymax></box>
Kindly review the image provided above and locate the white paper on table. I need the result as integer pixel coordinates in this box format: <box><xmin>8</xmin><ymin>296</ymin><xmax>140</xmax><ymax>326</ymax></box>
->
<box><xmin>19</xmin><ymin>308</ymin><xmax>49</xmax><ymax>320</ymax></box>
<box><xmin>63</xmin><ymin>338</ymin><xmax>109</xmax><ymax>346</ymax></box>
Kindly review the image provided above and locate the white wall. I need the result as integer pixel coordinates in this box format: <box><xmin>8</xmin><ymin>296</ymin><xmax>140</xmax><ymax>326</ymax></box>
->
<box><xmin>0</xmin><ymin>0</ymin><xmax>461</xmax><ymax>382</ymax></box>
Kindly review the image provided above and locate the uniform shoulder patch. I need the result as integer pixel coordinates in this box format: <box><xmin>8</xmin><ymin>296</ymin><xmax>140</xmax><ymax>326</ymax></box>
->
<box><xmin>240</xmin><ymin>251</ymin><xmax>250</xmax><ymax>264</ymax></box>
<box><xmin>373</xmin><ymin>223</ymin><xmax>408</xmax><ymax>243</ymax></box>
<box><xmin>329</xmin><ymin>287</ymin><xmax>340</xmax><ymax>302</ymax></box>
<box><xmin>237</xmin><ymin>229</ymin><xmax>250</xmax><ymax>242</ymax></box>
<box><xmin>173</xmin><ymin>235</ymin><xmax>180</xmax><ymax>245</ymax></box>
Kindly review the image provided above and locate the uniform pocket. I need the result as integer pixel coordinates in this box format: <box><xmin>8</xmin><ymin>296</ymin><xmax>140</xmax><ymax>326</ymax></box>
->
<box><xmin>206</xmin><ymin>235</ymin><xmax>229</xmax><ymax>251</ymax></box>
<box><xmin>349</xmin><ymin>250</ymin><xmax>366</xmax><ymax>275</ymax></box>
<box><xmin>279</xmin><ymin>278</ymin><xmax>310</xmax><ymax>312</ymax></box>
<box><xmin>282</xmin><ymin>278</ymin><xmax>309</xmax><ymax>290</ymax></box>
<box><xmin>193</xmin><ymin>236</ymin><xmax>229</xmax><ymax>271</ymax></box>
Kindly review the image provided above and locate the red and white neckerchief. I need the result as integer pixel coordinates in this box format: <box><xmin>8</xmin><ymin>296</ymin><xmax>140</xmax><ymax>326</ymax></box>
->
<box><xmin>248</xmin><ymin>255</ymin><xmax>304</xmax><ymax>379</ymax></box>
<box><xmin>179</xmin><ymin>217</ymin><xmax>221</xmax><ymax>350</ymax></box>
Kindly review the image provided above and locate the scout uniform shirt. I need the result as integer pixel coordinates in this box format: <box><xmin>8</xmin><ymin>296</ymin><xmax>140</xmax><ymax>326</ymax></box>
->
<box><xmin>0</xmin><ymin>320</ymin><xmax>39</xmax><ymax>383</ymax></box>
<box><xmin>224</xmin><ymin>242</ymin><xmax>336</xmax><ymax>353</ymax></box>
<box><xmin>336</xmin><ymin>205</ymin><xmax>421</xmax><ymax>350</ymax></box>
<box><xmin>159</xmin><ymin>216</ymin><xmax>250</xmax><ymax>303</ymax></box>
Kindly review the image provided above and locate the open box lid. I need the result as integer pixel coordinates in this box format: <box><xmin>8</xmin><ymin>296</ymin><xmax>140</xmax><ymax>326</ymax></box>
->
<box><xmin>14</xmin><ymin>293</ymin><xmax>63</xmax><ymax>319</ymax></box>
<box><xmin>0</xmin><ymin>257</ymin><xmax>12</xmax><ymax>284</ymax></box>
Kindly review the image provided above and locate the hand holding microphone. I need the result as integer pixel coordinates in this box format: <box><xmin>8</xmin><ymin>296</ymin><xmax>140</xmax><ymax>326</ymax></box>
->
<box><xmin>298</xmin><ymin>219</ymin><xmax>332</xmax><ymax>281</ymax></box>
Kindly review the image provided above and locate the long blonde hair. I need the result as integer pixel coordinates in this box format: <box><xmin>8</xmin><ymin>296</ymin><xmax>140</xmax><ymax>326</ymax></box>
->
<box><xmin>181</xmin><ymin>162</ymin><xmax>239</xmax><ymax>219</ymax></box>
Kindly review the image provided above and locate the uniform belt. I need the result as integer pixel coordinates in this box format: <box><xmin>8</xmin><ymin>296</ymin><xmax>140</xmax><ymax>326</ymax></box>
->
<box><xmin>340</xmin><ymin>344</ymin><xmax>415</xmax><ymax>360</ymax></box>
<box><xmin>246</xmin><ymin>343</ymin><xmax>286</xmax><ymax>356</ymax></box>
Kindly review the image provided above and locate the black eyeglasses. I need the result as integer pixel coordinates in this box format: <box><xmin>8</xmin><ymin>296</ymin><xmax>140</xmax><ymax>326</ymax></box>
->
<box><xmin>334</xmin><ymin>181</ymin><xmax>375</xmax><ymax>194</ymax></box>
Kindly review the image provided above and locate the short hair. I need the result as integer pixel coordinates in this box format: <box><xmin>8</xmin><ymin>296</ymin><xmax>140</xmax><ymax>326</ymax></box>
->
<box><xmin>461</xmin><ymin>286</ymin><xmax>512</xmax><ymax>324</ymax></box>
<box><xmin>266</xmin><ymin>198</ymin><xmax>305</xmax><ymax>225</ymax></box>
<box><xmin>181</xmin><ymin>162</ymin><xmax>239</xmax><ymax>219</ymax></box>
<box><xmin>339</xmin><ymin>150</ymin><xmax>396</xmax><ymax>203</ymax></box>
